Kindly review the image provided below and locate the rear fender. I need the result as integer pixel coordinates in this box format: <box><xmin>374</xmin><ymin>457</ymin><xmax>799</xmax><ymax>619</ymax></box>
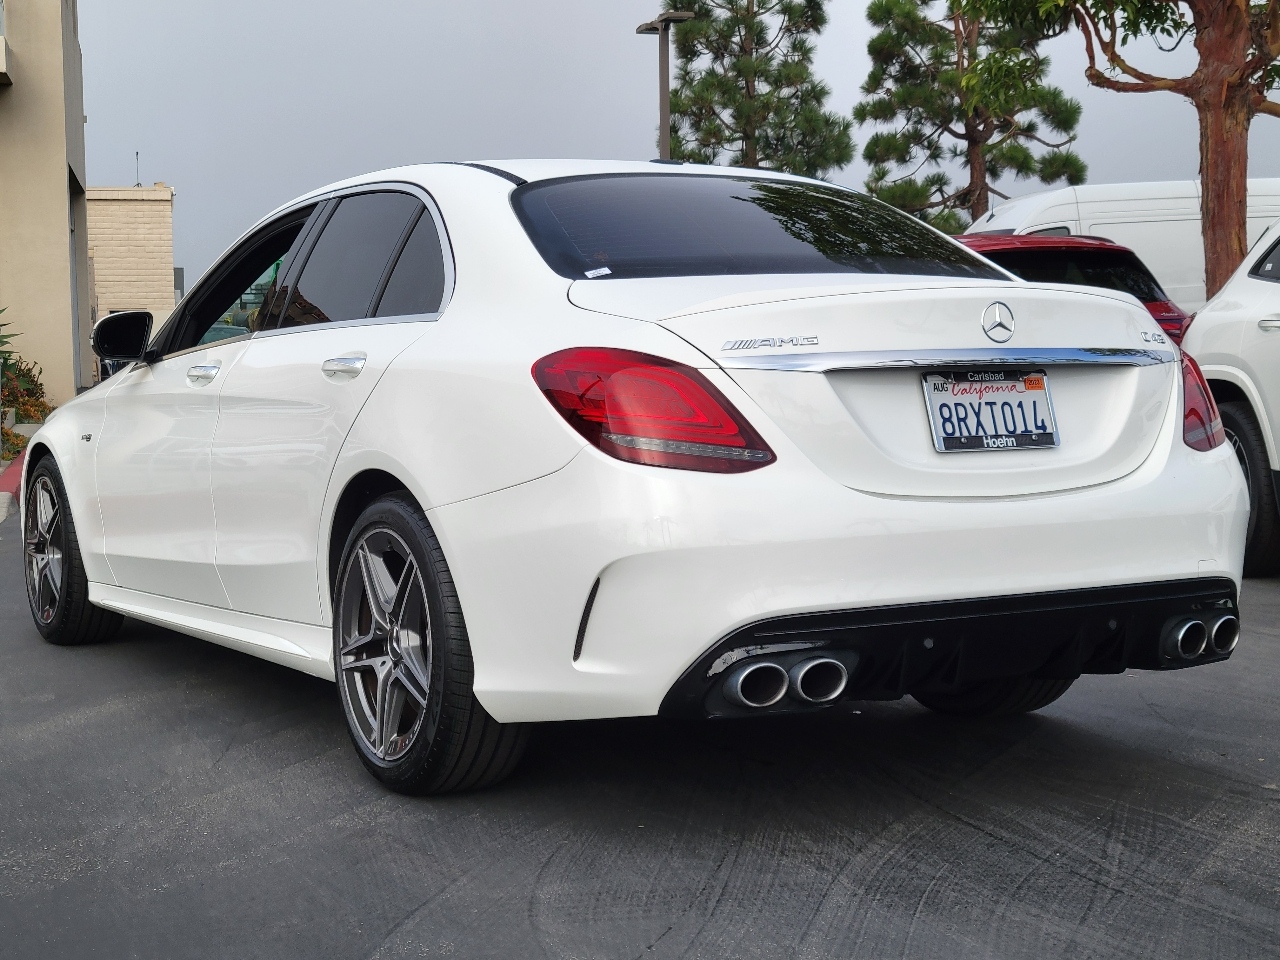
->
<box><xmin>1201</xmin><ymin>364</ymin><xmax>1278</xmax><ymax>470</ymax></box>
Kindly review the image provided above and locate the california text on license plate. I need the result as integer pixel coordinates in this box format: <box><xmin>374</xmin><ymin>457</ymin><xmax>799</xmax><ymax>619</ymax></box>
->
<box><xmin>922</xmin><ymin>369</ymin><xmax>1059</xmax><ymax>452</ymax></box>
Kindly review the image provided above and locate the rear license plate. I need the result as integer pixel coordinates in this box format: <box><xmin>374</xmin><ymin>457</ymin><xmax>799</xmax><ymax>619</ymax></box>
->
<box><xmin>922</xmin><ymin>369</ymin><xmax>1059</xmax><ymax>452</ymax></box>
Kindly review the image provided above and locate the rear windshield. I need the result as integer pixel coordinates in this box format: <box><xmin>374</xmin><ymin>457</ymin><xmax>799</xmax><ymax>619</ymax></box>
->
<box><xmin>979</xmin><ymin>247</ymin><xmax>1169</xmax><ymax>304</ymax></box>
<box><xmin>512</xmin><ymin>174</ymin><xmax>1005</xmax><ymax>281</ymax></box>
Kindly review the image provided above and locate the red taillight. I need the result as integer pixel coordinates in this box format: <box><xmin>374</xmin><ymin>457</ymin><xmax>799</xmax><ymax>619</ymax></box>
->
<box><xmin>1181</xmin><ymin>352</ymin><xmax>1224</xmax><ymax>451</ymax></box>
<box><xmin>532</xmin><ymin>347</ymin><xmax>775</xmax><ymax>472</ymax></box>
<box><xmin>1146</xmin><ymin>302</ymin><xmax>1192</xmax><ymax>343</ymax></box>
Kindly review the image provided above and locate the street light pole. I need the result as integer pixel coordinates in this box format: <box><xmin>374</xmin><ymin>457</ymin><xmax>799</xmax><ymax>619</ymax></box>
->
<box><xmin>636</xmin><ymin>11</ymin><xmax>695</xmax><ymax>160</ymax></box>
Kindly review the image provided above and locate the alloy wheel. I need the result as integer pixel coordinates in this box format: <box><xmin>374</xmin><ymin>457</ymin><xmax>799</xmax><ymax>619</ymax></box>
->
<box><xmin>25</xmin><ymin>476</ymin><xmax>65</xmax><ymax>625</ymax></box>
<box><xmin>337</xmin><ymin>527</ymin><xmax>433</xmax><ymax>762</ymax></box>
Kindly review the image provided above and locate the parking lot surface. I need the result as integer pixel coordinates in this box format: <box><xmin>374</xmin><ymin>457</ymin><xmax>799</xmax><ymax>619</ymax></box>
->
<box><xmin>1</xmin><ymin>517</ymin><xmax>1278</xmax><ymax>959</ymax></box>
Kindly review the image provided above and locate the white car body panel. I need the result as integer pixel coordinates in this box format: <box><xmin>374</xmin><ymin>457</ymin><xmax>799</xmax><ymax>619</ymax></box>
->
<box><xmin>97</xmin><ymin>339</ymin><xmax>251</xmax><ymax>607</ymax></box>
<box><xmin>212</xmin><ymin>321</ymin><xmax>428</xmax><ymax>624</ymax></box>
<box><xmin>1184</xmin><ymin>217</ymin><xmax>1280</xmax><ymax>470</ymax></box>
<box><xmin>20</xmin><ymin>159</ymin><xmax>1248</xmax><ymax>727</ymax></box>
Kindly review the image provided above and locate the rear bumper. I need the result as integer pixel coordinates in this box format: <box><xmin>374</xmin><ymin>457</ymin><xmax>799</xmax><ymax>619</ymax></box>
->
<box><xmin>660</xmin><ymin>577</ymin><xmax>1239</xmax><ymax>718</ymax></box>
<box><xmin>428</xmin><ymin>409</ymin><xmax>1247</xmax><ymax>723</ymax></box>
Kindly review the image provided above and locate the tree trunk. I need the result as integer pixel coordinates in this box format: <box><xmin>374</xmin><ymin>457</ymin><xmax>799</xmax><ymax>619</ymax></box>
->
<box><xmin>1196</xmin><ymin>88</ymin><xmax>1252</xmax><ymax>299</ymax></box>
<box><xmin>1192</xmin><ymin>6</ymin><xmax>1255</xmax><ymax>300</ymax></box>
<box><xmin>966</xmin><ymin>135</ymin><xmax>989</xmax><ymax>220</ymax></box>
<box><xmin>742</xmin><ymin>0</ymin><xmax>759</xmax><ymax>167</ymax></box>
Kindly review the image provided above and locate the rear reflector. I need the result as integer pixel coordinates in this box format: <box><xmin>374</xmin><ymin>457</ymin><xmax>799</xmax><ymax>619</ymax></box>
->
<box><xmin>533</xmin><ymin>347</ymin><xmax>776</xmax><ymax>472</ymax></box>
<box><xmin>1181</xmin><ymin>352</ymin><xmax>1225</xmax><ymax>451</ymax></box>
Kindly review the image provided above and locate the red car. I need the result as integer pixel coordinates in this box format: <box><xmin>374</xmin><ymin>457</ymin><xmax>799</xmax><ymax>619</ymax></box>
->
<box><xmin>958</xmin><ymin>234</ymin><xmax>1193</xmax><ymax>343</ymax></box>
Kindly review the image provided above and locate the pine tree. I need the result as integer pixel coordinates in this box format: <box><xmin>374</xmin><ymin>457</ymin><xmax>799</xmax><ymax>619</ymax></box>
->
<box><xmin>855</xmin><ymin>0</ymin><xmax>1086</xmax><ymax>232</ymax></box>
<box><xmin>666</xmin><ymin>0</ymin><xmax>854</xmax><ymax>178</ymax></box>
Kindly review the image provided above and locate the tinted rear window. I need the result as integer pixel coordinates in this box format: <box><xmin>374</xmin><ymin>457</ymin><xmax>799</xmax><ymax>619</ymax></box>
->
<box><xmin>513</xmin><ymin>175</ymin><xmax>1003</xmax><ymax>281</ymax></box>
<box><xmin>979</xmin><ymin>248</ymin><xmax>1169</xmax><ymax>303</ymax></box>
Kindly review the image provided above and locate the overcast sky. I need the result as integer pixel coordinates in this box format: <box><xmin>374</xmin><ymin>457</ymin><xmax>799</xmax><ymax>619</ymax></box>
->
<box><xmin>80</xmin><ymin>0</ymin><xmax>1280</xmax><ymax>280</ymax></box>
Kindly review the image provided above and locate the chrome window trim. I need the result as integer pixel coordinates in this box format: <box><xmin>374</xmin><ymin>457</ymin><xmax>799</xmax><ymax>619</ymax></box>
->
<box><xmin>251</xmin><ymin>311</ymin><xmax>443</xmax><ymax>338</ymax></box>
<box><xmin>717</xmin><ymin>347</ymin><xmax>1176</xmax><ymax>372</ymax></box>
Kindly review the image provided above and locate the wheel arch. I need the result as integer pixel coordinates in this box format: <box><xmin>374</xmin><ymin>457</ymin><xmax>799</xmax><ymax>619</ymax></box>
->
<box><xmin>325</xmin><ymin>468</ymin><xmax>420</xmax><ymax>601</ymax></box>
<box><xmin>1203</xmin><ymin>366</ymin><xmax>1280</xmax><ymax>470</ymax></box>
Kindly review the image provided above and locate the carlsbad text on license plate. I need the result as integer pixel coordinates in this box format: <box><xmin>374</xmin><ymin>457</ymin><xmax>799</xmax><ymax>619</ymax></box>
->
<box><xmin>922</xmin><ymin>369</ymin><xmax>1059</xmax><ymax>452</ymax></box>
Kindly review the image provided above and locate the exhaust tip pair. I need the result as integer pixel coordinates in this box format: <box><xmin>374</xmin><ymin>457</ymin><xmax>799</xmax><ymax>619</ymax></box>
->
<box><xmin>723</xmin><ymin>657</ymin><xmax>848</xmax><ymax>709</ymax></box>
<box><xmin>1164</xmin><ymin>614</ymin><xmax>1239</xmax><ymax>661</ymax></box>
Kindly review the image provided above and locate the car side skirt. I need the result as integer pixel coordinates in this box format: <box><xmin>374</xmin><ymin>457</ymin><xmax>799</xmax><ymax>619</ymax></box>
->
<box><xmin>89</xmin><ymin>583</ymin><xmax>335</xmax><ymax>680</ymax></box>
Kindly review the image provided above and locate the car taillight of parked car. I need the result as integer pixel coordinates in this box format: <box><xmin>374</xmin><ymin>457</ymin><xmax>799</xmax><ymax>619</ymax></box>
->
<box><xmin>1148</xmin><ymin>302</ymin><xmax>1193</xmax><ymax>344</ymax></box>
<box><xmin>533</xmin><ymin>347</ymin><xmax>776</xmax><ymax>472</ymax></box>
<box><xmin>1181</xmin><ymin>352</ymin><xmax>1225</xmax><ymax>451</ymax></box>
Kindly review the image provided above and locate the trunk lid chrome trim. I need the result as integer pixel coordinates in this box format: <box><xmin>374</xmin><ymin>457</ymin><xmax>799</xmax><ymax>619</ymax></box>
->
<box><xmin>719</xmin><ymin>347</ymin><xmax>1175</xmax><ymax>373</ymax></box>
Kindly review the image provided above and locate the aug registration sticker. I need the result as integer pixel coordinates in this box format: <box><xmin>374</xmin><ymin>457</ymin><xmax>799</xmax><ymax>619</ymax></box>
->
<box><xmin>922</xmin><ymin>369</ymin><xmax>1059</xmax><ymax>452</ymax></box>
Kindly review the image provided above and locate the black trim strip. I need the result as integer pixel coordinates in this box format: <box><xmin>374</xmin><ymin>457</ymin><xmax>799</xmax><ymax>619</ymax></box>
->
<box><xmin>453</xmin><ymin>162</ymin><xmax>527</xmax><ymax>186</ymax></box>
<box><xmin>573</xmin><ymin>579</ymin><xmax>601</xmax><ymax>661</ymax></box>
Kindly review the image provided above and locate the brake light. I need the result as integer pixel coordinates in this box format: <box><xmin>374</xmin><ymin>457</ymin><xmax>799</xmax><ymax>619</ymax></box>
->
<box><xmin>1181</xmin><ymin>352</ymin><xmax>1224</xmax><ymax>451</ymax></box>
<box><xmin>1145</xmin><ymin>302</ymin><xmax>1192</xmax><ymax>343</ymax></box>
<box><xmin>532</xmin><ymin>347</ymin><xmax>775</xmax><ymax>472</ymax></box>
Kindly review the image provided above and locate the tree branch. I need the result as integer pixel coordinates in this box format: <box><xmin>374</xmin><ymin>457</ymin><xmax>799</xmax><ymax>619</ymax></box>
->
<box><xmin>1256</xmin><ymin>96</ymin><xmax>1280</xmax><ymax>118</ymax></box>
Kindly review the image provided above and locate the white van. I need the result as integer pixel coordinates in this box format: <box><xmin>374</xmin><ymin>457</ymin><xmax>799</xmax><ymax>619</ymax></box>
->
<box><xmin>966</xmin><ymin>180</ymin><xmax>1280</xmax><ymax>311</ymax></box>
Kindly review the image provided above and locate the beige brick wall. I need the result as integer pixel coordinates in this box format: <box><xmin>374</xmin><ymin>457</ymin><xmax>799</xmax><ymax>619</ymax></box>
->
<box><xmin>86</xmin><ymin>183</ymin><xmax>176</xmax><ymax>325</ymax></box>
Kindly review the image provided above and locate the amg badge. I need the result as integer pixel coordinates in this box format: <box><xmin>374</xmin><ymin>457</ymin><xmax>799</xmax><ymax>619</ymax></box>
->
<box><xmin>722</xmin><ymin>336</ymin><xmax>819</xmax><ymax>351</ymax></box>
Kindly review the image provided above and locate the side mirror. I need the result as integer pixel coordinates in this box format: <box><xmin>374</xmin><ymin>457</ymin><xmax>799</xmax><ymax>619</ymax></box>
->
<box><xmin>91</xmin><ymin>311</ymin><xmax>153</xmax><ymax>362</ymax></box>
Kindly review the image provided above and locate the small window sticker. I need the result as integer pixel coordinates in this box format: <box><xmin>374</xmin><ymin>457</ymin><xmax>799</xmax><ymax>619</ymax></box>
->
<box><xmin>584</xmin><ymin>267</ymin><xmax>612</xmax><ymax>278</ymax></box>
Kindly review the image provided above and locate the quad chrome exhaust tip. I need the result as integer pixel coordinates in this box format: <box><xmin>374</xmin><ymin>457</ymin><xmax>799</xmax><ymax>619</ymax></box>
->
<box><xmin>788</xmin><ymin>657</ymin><xmax>848</xmax><ymax>704</ymax></box>
<box><xmin>723</xmin><ymin>661</ymin><xmax>790</xmax><ymax>708</ymax></box>
<box><xmin>1207</xmin><ymin>614</ymin><xmax>1240</xmax><ymax>655</ymax></box>
<box><xmin>1164</xmin><ymin>619</ymin><xmax>1208</xmax><ymax>661</ymax></box>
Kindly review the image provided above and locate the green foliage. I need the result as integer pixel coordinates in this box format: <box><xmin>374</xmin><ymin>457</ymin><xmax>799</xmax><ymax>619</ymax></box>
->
<box><xmin>0</xmin><ymin>307</ymin><xmax>17</xmax><ymax>370</ymax></box>
<box><xmin>665</xmin><ymin>0</ymin><xmax>854</xmax><ymax>178</ymax></box>
<box><xmin>854</xmin><ymin>0</ymin><xmax>1086</xmax><ymax>229</ymax></box>
<box><xmin>3</xmin><ymin>356</ymin><xmax>52</xmax><ymax>424</ymax></box>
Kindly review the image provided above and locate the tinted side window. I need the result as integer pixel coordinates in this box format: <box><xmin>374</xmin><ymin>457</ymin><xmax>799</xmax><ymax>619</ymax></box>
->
<box><xmin>283</xmin><ymin>192</ymin><xmax>421</xmax><ymax>327</ymax></box>
<box><xmin>1251</xmin><ymin>237</ymin><xmax>1280</xmax><ymax>283</ymax></box>
<box><xmin>375</xmin><ymin>213</ymin><xmax>447</xmax><ymax>317</ymax></box>
<box><xmin>172</xmin><ymin>212</ymin><xmax>312</xmax><ymax>355</ymax></box>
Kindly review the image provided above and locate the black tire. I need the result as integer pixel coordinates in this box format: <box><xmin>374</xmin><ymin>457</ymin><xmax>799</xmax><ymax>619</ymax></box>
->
<box><xmin>23</xmin><ymin>456</ymin><xmax>123</xmax><ymax>646</ymax></box>
<box><xmin>333</xmin><ymin>492</ymin><xmax>528</xmax><ymax>794</ymax></box>
<box><xmin>1219</xmin><ymin>400</ymin><xmax>1280</xmax><ymax>576</ymax></box>
<box><xmin>912</xmin><ymin>676</ymin><xmax>1075</xmax><ymax>718</ymax></box>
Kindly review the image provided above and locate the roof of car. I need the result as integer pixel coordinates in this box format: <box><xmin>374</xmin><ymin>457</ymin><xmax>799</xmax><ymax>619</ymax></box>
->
<box><xmin>958</xmin><ymin>234</ymin><xmax>1134</xmax><ymax>254</ymax></box>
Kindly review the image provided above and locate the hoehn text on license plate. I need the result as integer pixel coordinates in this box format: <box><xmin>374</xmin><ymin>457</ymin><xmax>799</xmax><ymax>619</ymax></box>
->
<box><xmin>923</xmin><ymin>370</ymin><xmax>1058</xmax><ymax>452</ymax></box>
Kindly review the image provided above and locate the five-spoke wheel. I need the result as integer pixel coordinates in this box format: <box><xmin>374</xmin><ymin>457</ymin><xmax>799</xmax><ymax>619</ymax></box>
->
<box><xmin>25</xmin><ymin>474</ymin><xmax>65</xmax><ymax>626</ymax></box>
<box><xmin>333</xmin><ymin>493</ymin><xmax>528</xmax><ymax>793</ymax></box>
<box><xmin>337</xmin><ymin>528</ymin><xmax>434</xmax><ymax>763</ymax></box>
<box><xmin>22</xmin><ymin>457</ymin><xmax>122</xmax><ymax>645</ymax></box>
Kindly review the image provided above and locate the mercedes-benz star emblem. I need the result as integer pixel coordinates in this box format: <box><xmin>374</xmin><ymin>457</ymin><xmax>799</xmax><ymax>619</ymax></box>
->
<box><xmin>981</xmin><ymin>302</ymin><xmax>1015</xmax><ymax>343</ymax></box>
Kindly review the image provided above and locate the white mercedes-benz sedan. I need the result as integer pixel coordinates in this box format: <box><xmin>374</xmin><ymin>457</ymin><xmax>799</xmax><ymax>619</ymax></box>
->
<box><xmin>22</xmin><ymin>160</ymin><xmax>1248</xmax><ymax>793</ymax></box>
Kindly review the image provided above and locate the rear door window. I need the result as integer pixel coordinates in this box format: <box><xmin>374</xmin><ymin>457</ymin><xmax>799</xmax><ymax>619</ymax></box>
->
<box><xmin>374</xmin><ymin>212</ymin><xmax>447</xmax><ymax>317</ymax></box>
<box><xmin>280</xmin><ymin>192</ymin><xmax>421</xmax><ymax>327</ymax></box>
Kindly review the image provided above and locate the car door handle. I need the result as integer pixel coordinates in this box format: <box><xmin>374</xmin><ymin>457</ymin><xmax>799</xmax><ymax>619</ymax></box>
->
<box><xmin>1259</xmin><ymin>316</ymin><xmax>1280</xmax><ymax>329</ymax></box>
<box><xmin>322</xmin><ymin>356</ymin><xmax>366</xmax><ymax>380</ymax></box>
<box><xmin>186</xmin><ymin>363</ymin><xmax>221</xmax><ymax>385</ymax></box>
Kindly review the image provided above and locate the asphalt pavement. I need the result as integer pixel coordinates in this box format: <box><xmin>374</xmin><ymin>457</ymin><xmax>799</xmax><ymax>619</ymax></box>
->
<box><xmin>1</xmin><ymin>515</ymin><xmax>1278</xmax><ymax>960</ymax></box>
